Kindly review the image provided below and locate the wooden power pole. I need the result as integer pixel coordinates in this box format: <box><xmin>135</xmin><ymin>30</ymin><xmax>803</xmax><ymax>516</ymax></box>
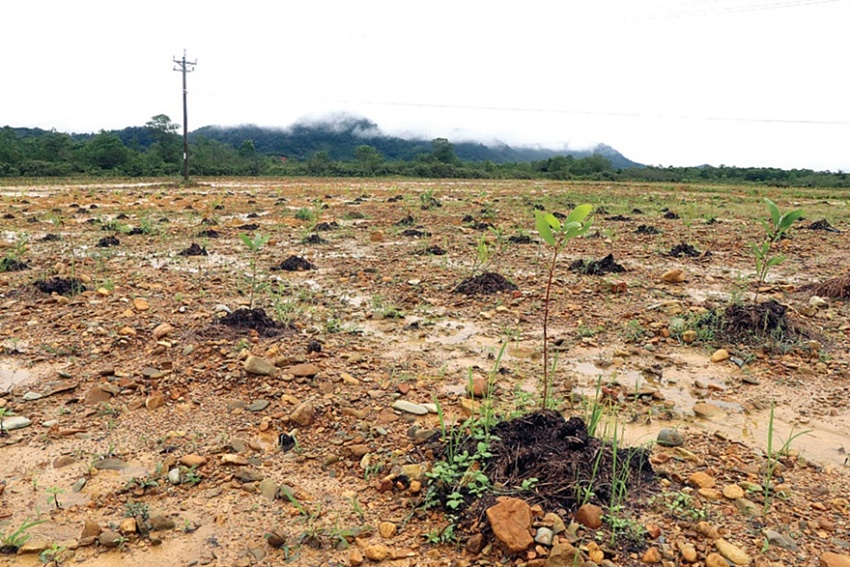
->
<box><xmin>173</xmin><ymin>50</ymin><xmax>197</xmax><ymax>183</ymax></box>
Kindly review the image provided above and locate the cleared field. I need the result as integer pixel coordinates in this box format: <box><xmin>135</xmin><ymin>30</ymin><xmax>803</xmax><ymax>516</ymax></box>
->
<box><xmin>1</xmin><ymin>178</ymin><xmax>849</xmax><ymax>566</ymax></box>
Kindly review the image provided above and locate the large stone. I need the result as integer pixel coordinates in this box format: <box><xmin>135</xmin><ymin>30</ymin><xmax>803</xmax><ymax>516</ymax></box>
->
<box><xmin>656</xmin><ymin>428</ymin><xmax>684</xmax><ymax>447</ymax></box>
<box><xmin>1</xmin><ymin>415</ymin><xmax>32</xmax><ymax>431</ymax></box>
<box><xmin>244</xmin><ymin>355</ymin><xmax>276</xmax><ymax>376</ymax></box>
<box><xmin>152</xmin><ymin>323</ymin><xmax>174</xmax><ymax>339</ymax></box>
<box><xmin>692</xmin><ymin>402</ymin><xmax>723</xmax><ymax>418</ymax></box>
<box><xmin>661</xmin><ymin>269</ymin><xmax>686</xmax><ymax>283</ymax></box>
<box><xmin>83</xmin><ymin>384</ymin><xmax>113</xmax><ymax>405</ymax></box>
<box><xmin>710</xmin><ymin>349</ymin><xmax>730</xmax><ymax>363</ymax></box>
<box><xmin>392</xmin><ymin>400</ymin><xmax>428</xmax><ymax>415</ymax></box>
<box><xmin>486</xmin><ymin>497</ymin><xmax>534</xmax><ymax>553</ymax></box>
<box><xmin>363</xmin><ymin>544</ymin><xmax>390</xmax><ymax>561</ymax></box>
<box><xmin>289</xmin><ymin>363</ymin><xmax>320</xmax><ymax>378</ymax></box>
<box><xmin>821</xmin><ymin>552</ymin><xmax>850</xmax><ymax>567</ymax></box>
<box><xmin>715</xmin><ymin>539</ymin><xmax>751</xmax><ymax>565</ymax></box>
<box><xmin>290</xmin><ymin>401</ymin><xmax>315</xmax><ymax>426</ymax></box>
<box><xmin>688</xmin><ymin>471</ymin><xmax>716</xmax><ymax>489</ymax></box>
<box><xmin>574</xmin><ymin>503</ymin><xmax>604</xmax><ymax>529</ymax></box>
<box><xmin>547</xmin><ymin>542</ymin><xmax>584</xmax><ymax>566</ymax></box>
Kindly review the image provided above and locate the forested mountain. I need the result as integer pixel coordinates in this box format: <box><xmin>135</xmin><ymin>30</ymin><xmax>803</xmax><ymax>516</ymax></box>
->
<box><xmin>191</xmin><ymin>115</ymin><xmax>641</xmax><ymax>169</ymax></box>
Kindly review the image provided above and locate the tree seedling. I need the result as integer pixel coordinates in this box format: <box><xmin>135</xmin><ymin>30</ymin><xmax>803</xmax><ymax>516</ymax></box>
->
<box><xmin>238</xmin><ymin>232</ymin><xmax>270</xmax><ymax>309</ymax></box>
<box><xmin>752</xmin><ymin>198</ymin><xmax>802</xmax><ymax>303</ymax></box>
<box><xmin>45</xmin><ymin>486</ymin><xmax>64</xmax><ymax>510</ymax></box>
<box><xmin>0</xmin><ymin>407</ymin><xmax>14</xmax><ymax>436</ymax></box>
<box><xmin>534</xmin><ymin>204</ymin><xmax>593</xmax><ymax>409</ymax></box>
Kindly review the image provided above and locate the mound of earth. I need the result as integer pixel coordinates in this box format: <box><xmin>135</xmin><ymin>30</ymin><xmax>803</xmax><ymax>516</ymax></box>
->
<box><xmin>605</xmin><ymin>214</ymin><xmax>632</xmax><ymax>222</ymax></box>
<box><xmin>454</xmin><ymin>272</ymin><xmax>517</xmax><ymax>295</ymax></box>
<box><xmin>802</xmin><ymin>273</ymin><xmax>850</xmax><ymax>299</ymax></box>
<box><xmin>97</xmin><ymin>235</ymin><xmax>120</xmax><ymax>247</ymax></box>
<box><xmin>508</xmin><ymin>234</ymin><xmax>532</xmax><ymax>244</ymax></box>
<box><xmin>271</xmin><ymin>255</ymin><xmax>316</xmax><ymax>271</ymax></box>
<box><xmin>570</xmin><ymin>254</ymin><xmax>625</xmax><ymax>275</ymax></box>
<box><xmin>301</xmin><ymin>234</ymin><xmax>328</xmax><ymax>245</ymax></box>
<box><xmin>668</xmin><ymin>242</ymin><xmax>701</xmax><ymax>257</ymax></box>
<box><xmin>178</xmin><ymin>243</ymin><xmax>208</xmax><ymax>256</ymax></box>
<box><xmin>401</xmin><ymin>229</ymin><xmax>430</xmax><ymax>238</ymax></box>
<box><xmin>196</xmin><ymin>229</ymin><xmax>220</xmax><ymax>238</ymax></box>
<box><xmin>33</xmin><ymin>277</ymin><xmax>87</xmax><ymax>296</ymax></box>
<box><xmin>218</xmin><ymin>308</ymin><xmax>282</xmax><ymax>337</ymax></box>
<box><xmin>394</xmin><ymin>215</ymin><xmax>415</xmax><ymax>226</ymax></box>
<box><xmin>722</xmin><ymin>299</ymin><xmax>799</xmax><ymax>342</ymax></box>
<box><xmin>314</xmin><ymin>221</ymin><xmax>340</xmax><ymax>232</ymax></box>
<box><xmin>635</xmin><ymin>225</ymin><xmax>661</xmax><ymax>235</ymax></box>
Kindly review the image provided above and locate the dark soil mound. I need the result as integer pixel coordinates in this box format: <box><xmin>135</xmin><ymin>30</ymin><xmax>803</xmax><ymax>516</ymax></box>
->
<box><xmin>301</xmin><ymin>234</ymin><xmax>328</xmax><ymax>245</ymax></box>
<box><xmin>96</xmin><ymin>236</ymin><xmax>120</xmax><ymax>247</ymax></box>
<box><xmin>178</xmin><ymin>243</ymin><xmax>208</xmax><ymax>256</ymax></box>
<box><xmin>218</xmin><ymin>308</ymin><xmax>281</xmax><ymax>337</ymax></box>
<box><xmin>570</xmin><ymin>254</ymin><xmax>625</xmax><ymax>275</ymax></box>
<box><xmin>461</xmin><ymin>214</ymin><xmax>475</xmax><ymax>223</ymax></box>
<box><xmin>468</xmin><ymin>221</ymin><xmax>494</xmax><ymax>231</ymax></box>
<box><xmin>271</xmin><ymin>255</ymin><xmax>315</xmax><ymax>271</ymax></box>
<box><xmin>508</xmin><ymin>234</ymin><xmax>533</xmax><ymax>244</ymax></box>
<box><xmin>723</xmin><ymin>299</ymin><xmax>797</xmax><ymax>341</ymax></box>
<box><xmin>401</xmin><ymin>229</ymin><xmax>430</xmax><ymax>238</ymax></box>
<box><xmin>395</xmin><ymin>215</ymin><xmax>415</xmax><ymax>226</ymax></box>
<box><xmin>484</xmin><ymin>411</ymin><xmax>653</xmax><ymax>510</ymax></box>
<box><xmin>662</xmin><ymin>210</ymin><xmax>679</xmax><ymax>219</ymax></box>
<box><xmin>668</xmin><ymin>242</ymin><xmax>701</xmax><ymax>257</ymax></box>
<box><xmin>801</xmin><ymin>274</ymin><xmax>850</xmax><ymax>299</ymax></box>
<box><xmin>453</xmin><ymin>272</ymin><xmax>517</xmax><ymax>295</ymax></box>
<box><xmin>605</xmin><ymin>214</ymin><xmax>632</xmax><ymax>222</ymax></box>
<box><xmin>387</xmin><ymin>195</ymin><xmax>404</xmax><ymax>203</ymax></box>
<box><xmin>314</xmin><ymin>221</ymin><xmax>340</xmax><ymax>232</ymax></box>
<box><xmin>237</xmin><ymin>223</ymin><xmax>259</xmax><ymax>231</ymax></box>
<box><xmin>197</xmin><ymin>229</ymin><xmax>220</xmax><ymax>239</ymax></box>
<box><xmin>40</xmin><ymin>233</ymin><xmax>62</xmax><ymax>242</ymax></box>
<box><xmin>200</xmin><ymin>217</ymin><xmax>218</xmax><ymax>225</ymax></box>
<box><xmin>635</xmin><ymin>225</ymin><xmax>661</xmax><ymax>235</ymax></box>
<box><xmin>420</xmin><ymin>245</ymin><xmax>446</xmax><ymax>256</ymax></box>
<box><xmin>34</xmin><ymin>277</ymin><xmax>87</xmax><ymax>296</ymax></box>
<box><xmin>127</xmin><ymin>227</ymin><xmax>148</xmax><ymax>235</ymax></box>
<box><xmin>804</xmin><ymin>219</ymin><xmax>840</xmax><ymax>232</ymax></box>
<box><xmin>0</xmin><ymin>258</ymin><xmax>28</xmax><ymax>272</ymax></box>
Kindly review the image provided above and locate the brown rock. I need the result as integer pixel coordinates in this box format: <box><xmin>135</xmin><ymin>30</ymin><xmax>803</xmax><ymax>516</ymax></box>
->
<box><xmin>574</xmin><ymin>503</ymin><xmax>604</xmax><ymax>529</ymax></box>
<box><xmin>705</xmin><ymin>553</ymin><xmax>728</xmax><ymax>567</ymax></box>
<box><xmin>119</xmin><ymin>518</ymin><xmax>137</xmax><ymax>535</ymax></box>
<box><xmin>466</xmin><ymin>533</ymin><xmax>485</xmax><ymax>554</ymax></box>
<box><xmin>179</xmin><ymin>454</ymin><xmax>207</xmax><ymax>468</ymax></box>
<box><xmin>661</xmin><ymin>269</ymin><xmax>686</xmax><ymax>283</ymax></box>
<box><xmin>692</xmin><ymin>402</ymin><xmax>724</xmax><ymax>418</ymax></box>
<box><xmin>145</xmin><ymin>392</ymin><xmax>165</xmax><ymax>410</ymax></box>
<box><xmin>152</xmin><ymin>322</ymin><xmax>173</xmax><ymax>339</ymax></box>
<box><xmin>290</xmin><ymin>401</ymin><xmax>315</xmax><ymax>426</ymax></box>
<box><xmin>83</xmin><ymin>384</ymin><xmax>113</xmax><ymax>405</ymax></box>
<box><xmin>688</xmin><ymin>471</ymin><xmax>716</xmax><ymax>489</ymax></box>
<box><xmin>467</xmin><ymin>376</ymin><xmax>489</xmax><ymax>397</ymax></box>
<box><xmin>289</xmin><ymin>363</ymin><xmax>320</xmax><ymax>378</ymax></box>
<box><xmin>678</xmin><ymin>542</ymin><xmax>698</xmax><ymax>563</ymax></box>
<box><xmin>715</xmin><ymin>538</ymin><xmax>751</xmax><ymax>565</ymax></box>
<box><xmin>547</xmin><ymin>542</ymin><xmax>584</xmax><ymax>567</ymax></box>
<box><xmin>378</xmin><ymin>521</ymin><xmax>397</xmax><ymax>539</ymax></box>
<box><xmin>349</xmin><ymin>547</ymin><xmax>364</xmax><ymax>566</ymax></box>
<box><xmin>710</xmin><ymin>349</ymin><xmax>730</xmax><ymax>363</ymax></box>
<box><xmin>133</xmin><ymin>298</ymin><xmax>150</xmax><ymax>311</ymax></box>
<box><xmin>642</xmin><ymin>546</ymin><xmax>662</xmax><ymax>563</ymax></box>
<box><xmin>81</xmin><ymin>520</ymin><xmax>102</xmax><ymax>539</ymax></box>
<box><xmin>364</xmin><ymin>543</ymin><xmax>390</xmax><ymax>561</ymax></box>
<box><xmin>821</xmin><ymin>552</ymin><xmax>850</xmax><ymax>567</ymax></box>
<box><xmin>53</xmin><ymin>455</ymin><xmax>76</xmax><ymax>468</ymax></box>
<box><xmin>486</xmin><ymin>497</ymin><xmax>534</xmax><ymax>553</ymax></box>
<box><xmin>98</xmin><ymin>530</ymin><xmax>122</xmax><ymax>548</ymax></box>
<box><xmin>244</xmin><ymin>355</ymin><xmax>276</xmax><ymax>376</ymax></box>
<box><xmin>723</xmin><ymin>484</ymin><xmax>745</xmax><ymax>500</ymax></box>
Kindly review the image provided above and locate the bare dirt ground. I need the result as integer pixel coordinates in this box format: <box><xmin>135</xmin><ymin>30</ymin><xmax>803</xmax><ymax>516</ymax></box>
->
<box><xmin>1</xmin><ymin>178</ymin><xmax>849</xmax><ymax>567</ymax></box>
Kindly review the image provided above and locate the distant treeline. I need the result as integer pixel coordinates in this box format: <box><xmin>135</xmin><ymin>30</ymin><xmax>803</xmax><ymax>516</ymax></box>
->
<box><xmin>2</xmin><ymin>117</ymin><xmax>848</xmax><ymax>188</ymax></box>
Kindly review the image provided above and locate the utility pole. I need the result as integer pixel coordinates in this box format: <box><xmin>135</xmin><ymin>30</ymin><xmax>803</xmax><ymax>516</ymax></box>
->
<box><xmin>173</xmin><ymin>50</ymin><xmax>196</xmax><ymax>183</ymax></box>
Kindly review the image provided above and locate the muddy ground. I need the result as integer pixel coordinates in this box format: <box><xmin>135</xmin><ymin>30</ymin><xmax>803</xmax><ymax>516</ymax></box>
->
<box><xmin>0</xmin><ymin>178</ymin><xmax>849</xmax><ymax>566</ymax></box>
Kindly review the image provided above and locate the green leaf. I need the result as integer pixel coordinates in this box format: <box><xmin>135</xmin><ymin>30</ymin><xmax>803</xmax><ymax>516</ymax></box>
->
<box><xmin>565</xmin><ymin>203</ymin><xmax>593</xmax><ymax>225</ymax></box>
<box><xmin>766</xmin><ymin>256</ymin><xmax>785</xmax><ymax>268</ymax></box>
<box><xmin>535</xmin><ymin>211</ymin><xmax>556</xmax><ymax>246</ymax></box>
<box><xmin>777</xmin><ymin>209</ymin><xmax>803</xmax><ymax>233</ymax></box>
<box><xmin>238</xmin><ymin>233</ymin><xmax>252</xmax><ymax>248</ymax></box>
<box><xmin>764</xmin><ymin>198</ymin><xmax>781</xmax><ymax>227</ymax></box>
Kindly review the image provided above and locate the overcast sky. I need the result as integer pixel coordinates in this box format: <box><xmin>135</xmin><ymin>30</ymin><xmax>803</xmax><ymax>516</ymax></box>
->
<box><xmin>2</xmin><ymin>0</ymin><xmax>848</xmax><ymax>171</ymax></box>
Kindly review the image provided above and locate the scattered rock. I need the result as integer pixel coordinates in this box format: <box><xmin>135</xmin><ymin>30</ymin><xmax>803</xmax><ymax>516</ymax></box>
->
<box><xmin>656</xmin><ymin>428</ymin><xmax>684</xmax><ymax>447</ymax></box>
<box><xmin>486</xmin><ymin>497</ymin><xmax>534</xmax><ymax>553</ymax></box>
<box><xmin>688</xmin><ymin>471</ymin><xmax>717</xmax><ymax>489</ymax></box>
<box><xmin>1</xmin><ymin>415</ymin><xmax>32</xmax><ymax>431</ymax></box>
<box><xmin>98</xmin><ymin>530</ymin><xmax>122</xmax><ymax>547</ymax></box>
<box><xmin>547</xmin><ymin>542</ymin><xmax>584</xmax><ymax>567</ymax></box>
<box><xmin>81</xmin><ymin>520</ymin><xmax>102</xmax><ymax>539</ymax></box>
<box><xmin>179</xmin><ymin>454</ymin><xmax>207</xmax><ymax>468</ymax></box>
<box><xmin>710</xmin><ymin>349</ymin><xmax>730</xmax><ymax>362</ymax></box>
<box><xmin>535</xmin><ymin>527</ymin><xmax>554</xmax><ymax>546</ymax></box>
<box><xmin>364</xmin><ymin>543</ymin><xmax>390</xmax><ymax>561</ymax></box>
<box><xmin>152</xmin><ymin>322</ymin><xmax>174</xmax><ymax>339</ymax></box>
<box><xmin>290</xmin><ymin>401</ymin><xmax>315</xmax><ymax>426</ymax></box>
<box><xmin>149</xmin><ymin>515</ymin><xmax>176</xmax><ymax>531</ymax></box>
<box><xmin>692</xmin><ymin>402</ymin><xmax>724</xmax><ymax>418</ymax></box>
<box><xmin>392</xmin><ymin>400</ymin><xmax>428</xmax><ymax>415</ymax></box>
<box><xmin>715</xmin><ymin>539</ymin><xmax>751</xmax><ymax>565</ymax></box>
<box><xmin>661</xmin><ymin>268</ymin><xmax>686</xmax><ymax>283</ymax></box>
<box><xmin>379</xmin><ymin>521</ymin><xmax>397</xmax><ymax>539</ymax></box>
<box><xmin>244</xmin><ymin>355</ymin><xmax>276</xmax><ymax>376</ymax></box>
<box><xmin>722</xmin><ymin>484</ymin><xmax>745</xmax><ymax>500</ymax></box>
<box><xmin>575</xmin><ymin>503</ymin><xmax>604</xmax><ymax>529</ymax></box>
<box><xmin>288</xmin><ymin>363</ymin><xmax>320</xmax><ymax>378</ymax></box>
